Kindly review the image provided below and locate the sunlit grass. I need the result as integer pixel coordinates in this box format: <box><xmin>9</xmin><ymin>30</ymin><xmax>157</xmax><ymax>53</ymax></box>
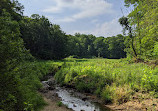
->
<box><xmin>54</xmin><ymin>58</ymin><xmax>158</xmax><ymax>104</ymax></box>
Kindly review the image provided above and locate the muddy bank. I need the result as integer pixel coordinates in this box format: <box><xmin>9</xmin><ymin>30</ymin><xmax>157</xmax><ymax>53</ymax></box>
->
<box><xmin>40</xmin><ymin>91</ymin><xmax>72</xmax><ymax>111</ymax></box>
<box><xmin>40</xmin><ymin>76</ymin><xmax>72</xmax><ymax>111</ymax></box>
<box><xmin>106</xmin><ymin>92</ymin><xmax>158</xmax><ymax>111</ymax></box>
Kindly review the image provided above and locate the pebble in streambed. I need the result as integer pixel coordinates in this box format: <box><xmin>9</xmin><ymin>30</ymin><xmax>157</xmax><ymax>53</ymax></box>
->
<box><xmin>56</xmin><ymin>87</ymin><xmax>112</xmax><ymax>111</ymax></box>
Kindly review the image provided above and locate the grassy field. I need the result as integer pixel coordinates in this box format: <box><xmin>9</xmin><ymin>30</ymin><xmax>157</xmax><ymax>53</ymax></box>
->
<box><xmin>53</xmin><ymin>58</ymin><xmax>158</xmax><ymax>104</ymax></box>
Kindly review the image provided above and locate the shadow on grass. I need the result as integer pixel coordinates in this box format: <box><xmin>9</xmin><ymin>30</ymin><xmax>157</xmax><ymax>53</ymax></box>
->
<box><xmin>53</xmin><ymin>58</ymin><xmax>88</xmax><ymax>63</ymax></box>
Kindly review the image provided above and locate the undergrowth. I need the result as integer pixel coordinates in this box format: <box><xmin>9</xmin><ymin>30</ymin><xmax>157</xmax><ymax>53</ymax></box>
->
<box><xmin>54</xmin><ymin>58</ymin><xmax>158</xmax><ymax>104</ymax></box>
<box><xmin>0</xmin><ymin>60</ymin><xmax>62</xmax><ymax>111</ymax></box>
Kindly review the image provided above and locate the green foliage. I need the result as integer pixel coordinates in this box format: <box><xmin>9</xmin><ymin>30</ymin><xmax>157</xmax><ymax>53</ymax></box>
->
<box><xmin>20</xmin><ymin>15</ymin><xmax>68</xmax><ymax>60</ymax></box>
<box><xmin>123</xmin><ymin>0</ymin><xmax>158</xmax><ymax>59</ymax></box>
<box><xmin>0</xmin><ymin>9</ymin><xmax>59</xmax><ymax>109</ymax></box>
<box><xmin>0</xmin><ymin>0</ymin><xmax>24</xmax><ymax>21</ymax></box>
<box><xmin>67</xmin><ymin>34</ymin><xmax>126</xmax><ymax>59</ymax></box>
<box><xmin>101</xmin><ymin>86</ymin><xmax>112</xmax><ymax>103</ymax></box>
<box><xmin>153</xmin><ymin>42</ymin><xmax>158</xmax><ymax>58</ymax></box>
<box><xmin>54</xmin><ymin>59</ymin><xmax>158</xmax><ymax>104</ymax></box>
<box><xmin>24</xmin><ymin>102</ymin><xmax>34</xmax><ymax>111</ymax></box>
<box><xmin>0</xmin><ymin>11</ymin><xmax>29</xmax><ymax>71</ymax></box>
<box><xmin>106</xmin><ymin>35</ymin><xmax>126</xmax><ymax>58</ymax></box>
<box><xmin>57</xmin><ymin>101</ymin><xmax>63</xmax><ymax>107</ymax></box>
<box><xmin>119</xmin><ymin>17</ymin><xmax>129</xmax><ymax>29</ymax></box>
<box><xmin>0</xmin><ymin>10</ymin><xmax>32</xmax><ymax>110</ymax></box>
<box><xmin>0</xmin><ymin>60</ymin><xmax>57</xmax><ymax>110</ymax></box>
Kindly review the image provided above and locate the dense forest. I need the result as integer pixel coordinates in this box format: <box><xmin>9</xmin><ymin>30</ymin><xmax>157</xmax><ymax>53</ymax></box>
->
<box><xmin>20</xmin><ymin>14</ymin><xmax>126</xmax><ymax>59</ymax></box>
<box><xmin>0</xmin><ymin>0</ymin><xmax>157</xmax><ymax>110</ymax></box>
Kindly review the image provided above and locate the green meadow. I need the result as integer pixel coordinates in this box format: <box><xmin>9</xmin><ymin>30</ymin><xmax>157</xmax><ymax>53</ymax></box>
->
<box><xmin>54</xmin><ymin>58</ymin><xmax>158</xmax><ymax>104</ymax></box>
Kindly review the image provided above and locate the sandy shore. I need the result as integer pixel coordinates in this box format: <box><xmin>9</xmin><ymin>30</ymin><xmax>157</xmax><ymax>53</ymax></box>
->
<box><xmin>41</xmin><ymin>96</ymin><xmax>72</xmax><ymax>111</ymax></box>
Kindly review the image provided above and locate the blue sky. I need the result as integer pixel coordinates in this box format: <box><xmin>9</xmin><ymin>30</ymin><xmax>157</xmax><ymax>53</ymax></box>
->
<box><xmin>18</xmin><ymin>0</ymin><xmax>133</xmax><ymax>37</ymax></box>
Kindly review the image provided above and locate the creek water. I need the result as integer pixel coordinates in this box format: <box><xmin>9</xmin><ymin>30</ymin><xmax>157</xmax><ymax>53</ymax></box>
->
<box><xmin>56</xmin><ymin>87</ymin><xmax>112</xmax><ymax>111</ymax></box>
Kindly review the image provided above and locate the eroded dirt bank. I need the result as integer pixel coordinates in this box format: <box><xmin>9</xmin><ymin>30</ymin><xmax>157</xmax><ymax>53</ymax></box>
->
<box><xmin>41</xmin><ymin>92</ymin><xmax>72</xmax><ymax>111</ymax></box>
<box><xmin>106</xmin><ymin>92</ymin><xmax>158</xmax><ymax>111</ymax></box>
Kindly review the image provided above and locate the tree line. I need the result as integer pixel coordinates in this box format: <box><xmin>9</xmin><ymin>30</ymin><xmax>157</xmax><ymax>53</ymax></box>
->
<box><xmin>20</xmin><ymin>14</ymin><xmax>126</xmax><ymax>60</ymax></box>
<box><xmin>67</xmin><ymin>34</ymin><xmax>126</xmax><ymax>59</ymax></box>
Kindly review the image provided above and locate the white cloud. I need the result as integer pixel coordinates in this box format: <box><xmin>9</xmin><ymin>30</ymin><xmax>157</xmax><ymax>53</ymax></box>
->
<box><xmin>43</xmin><ymin>7</ymin><xmax>62</xmax><ymax>13</ymax></box>
<box><xmin>43</xmin><ymin>0</ymin><xmax>73</xmax><ymax>13</ymax></box>
<box><xmin>92</xmin><ymin>18</ymin><xmax>122</xmax><ymax>37</ymax></box>
<box><xmin>43</xmin><ymin>0</ymin><xmax>113</xmax><ymax>22</ymax></box>
<box><xmin>57</xmin><ymin>17</ymin><xmax>75</xmax><ymax>22</ymax></box>
<box><xmin>72</xmin><ymin>0</ymin><xmax>113</xmax><ymax>19</ymax></box>
<box><xmin>69</xmin><ymin>18</ymin><xmax>122</xmax><ymax>37</ymax></box>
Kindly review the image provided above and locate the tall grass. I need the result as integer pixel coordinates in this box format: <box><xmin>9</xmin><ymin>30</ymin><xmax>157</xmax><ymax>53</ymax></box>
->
<box><xmin>54</xmin><ymin>58</ymin><xmax>158</xmax><ymax>104</ymax></box>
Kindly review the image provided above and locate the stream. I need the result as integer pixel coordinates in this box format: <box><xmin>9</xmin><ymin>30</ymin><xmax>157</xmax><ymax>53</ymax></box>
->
<box><xmin>56</xmin><ymin>87</ymin><xmax>112</xmax><ymax>111</ymax></box>
<box><xmin>41</xmin><ymin>76</ymin><xmax>113</xmax><ymax>111</ymax></box>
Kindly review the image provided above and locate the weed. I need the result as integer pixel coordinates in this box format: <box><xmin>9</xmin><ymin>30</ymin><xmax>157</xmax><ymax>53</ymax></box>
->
<box><xmin>54</xmin><ymin>58</ymin><xmax>158</xmax><ymax>104</ymax></box>
<box><xmin>57</xmin><ymin>101</ymin><xmax>63</xmax><ymax>107</ymax></box>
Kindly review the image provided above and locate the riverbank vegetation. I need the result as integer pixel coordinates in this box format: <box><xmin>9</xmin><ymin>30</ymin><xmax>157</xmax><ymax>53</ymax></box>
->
<box><xmin>0</xmin><ymin>0</ymin><xmax>158</xmax><ymax>110</ymax></box>
<box><xmin>0</xmin><ymin>59</ymin><xmax>60</xmax><ymax>110</ymax></box>
<box><xmin>55</xmin><ymin>58</ymin><xmax>158</xmax><ymax>105</ymax></box>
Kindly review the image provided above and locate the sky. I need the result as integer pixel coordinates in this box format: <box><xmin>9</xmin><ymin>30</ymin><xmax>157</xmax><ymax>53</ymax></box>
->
<box><xmin>18</xmin><ymin>0</ymin><xmax>133</xmax><ymax>37</ymax></box>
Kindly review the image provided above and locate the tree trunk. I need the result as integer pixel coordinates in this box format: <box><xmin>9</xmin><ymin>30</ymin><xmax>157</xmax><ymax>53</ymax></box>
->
<box><xmin>129</xmin><ymin>27</ymin><xmax>137</xmax><ymax>57</ymax></box>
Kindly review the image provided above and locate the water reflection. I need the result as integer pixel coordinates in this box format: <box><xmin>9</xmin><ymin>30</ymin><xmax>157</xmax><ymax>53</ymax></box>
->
<box><xmin>56</xmin><ymin>87</ymin><xmax>112</xmax><ymax>111</ymax></box>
